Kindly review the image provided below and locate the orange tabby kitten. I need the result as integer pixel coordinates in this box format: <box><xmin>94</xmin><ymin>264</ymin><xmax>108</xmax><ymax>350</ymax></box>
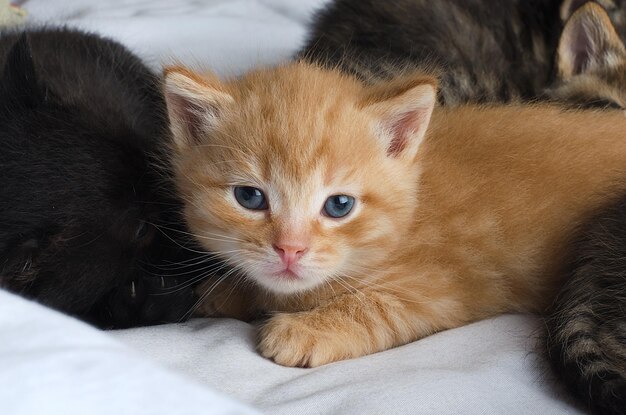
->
<box><xmin>164</xmin><ymin>62</ymin><xmax>626</xmax><ymax>368</ymax></box>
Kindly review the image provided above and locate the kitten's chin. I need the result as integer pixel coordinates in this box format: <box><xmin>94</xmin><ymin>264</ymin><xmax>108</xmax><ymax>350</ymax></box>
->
<box><xmin>249</xmin><ymin>270</ymin><xmax>325</xmax><ymax>295</ymax></box>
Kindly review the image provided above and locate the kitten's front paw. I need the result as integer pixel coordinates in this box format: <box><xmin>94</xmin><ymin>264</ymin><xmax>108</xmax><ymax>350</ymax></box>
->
<box><xmin>258</xmin><ymin>312</ymin><xmax>346</xmax><ymax>368</ymax></box>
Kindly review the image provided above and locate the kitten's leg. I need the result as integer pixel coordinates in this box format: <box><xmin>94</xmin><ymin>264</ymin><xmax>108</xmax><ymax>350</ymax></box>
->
<box><xmin>193</xmin><ymin>277</ymin><xmax>256</xmax><ymax>321</ymax></box>
<box><xmin>258</xmin><ymin>290</ymin><xmax>444</xmax><ymax>367</ymax></box>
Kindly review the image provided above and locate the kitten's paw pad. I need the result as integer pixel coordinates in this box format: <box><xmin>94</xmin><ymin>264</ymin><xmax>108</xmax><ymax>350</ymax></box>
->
<box><xmin>257</xmin><ymin>313</ymin><xmax>340</xmax><ymax>368</ymax></box>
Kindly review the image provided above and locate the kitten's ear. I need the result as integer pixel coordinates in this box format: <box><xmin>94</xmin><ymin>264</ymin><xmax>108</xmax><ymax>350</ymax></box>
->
<box><xmin>560</xmin><ymin>0</ymin><xmax>617</xmax><ymax>21</ymax></box>
<box><xmin>557</xmin><ymin>2</ymin><xmax>626</xmax><ymax>79</ymax></box>
<box><xmin>1</xmin><ymin>33</ymin><xmax>43</xmax><ymax>108</ymax></box>
<box><xmin>363</xmin><ymin>77</ymin><xmax>437</xmax><ymax>160</ymax></box>
<box><xmin>163</xmin><ymin>67</ymin><xmax>234</xmax><ymax>149</ymax></box>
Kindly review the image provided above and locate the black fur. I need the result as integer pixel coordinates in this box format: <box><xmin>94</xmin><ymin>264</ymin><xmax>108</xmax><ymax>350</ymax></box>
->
<box><xmin>0</xmin><ymin>28</ymin><xmax>212</xmax><ymax>328</ymax></box>
<box><xmin>546</xmin><ymin>197</ymin><xmax>626</xmax><ymax>415</ymax></box>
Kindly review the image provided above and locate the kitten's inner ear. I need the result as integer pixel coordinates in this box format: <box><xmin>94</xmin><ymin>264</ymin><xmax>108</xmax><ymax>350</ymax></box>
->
<box><xmin>163</xmin><ymin>67</ymin><xmax>234</xmax><ymax>148</ymax></box>
<box><xmin>1</xmin><ymin>33</ymin><xmax>43</xmax><ymax>109</ymax></box>
<box><xmin>364</xmin><ymin>79</ymin><xmax>436</xmax><ymax>160</ymax></box>
<box><xmin>557</xmin><ymin>2</ymin><xmax>626</xmax><ymax>79</ymax></box>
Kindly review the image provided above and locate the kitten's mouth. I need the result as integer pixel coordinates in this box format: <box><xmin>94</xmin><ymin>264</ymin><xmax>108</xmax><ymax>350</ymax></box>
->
<box><xmin>254</xmin><ymin>264</ymin><xmax>322</xmax><ymax>294</ymax></box>
<box><xmin>273</xmin><ymin>269</ymin><xmax>301</xmax><ymax>280</ymax></box>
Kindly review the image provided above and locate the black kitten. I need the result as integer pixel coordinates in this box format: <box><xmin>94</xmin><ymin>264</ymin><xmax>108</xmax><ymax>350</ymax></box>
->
<box><xmin>299</xmin><ymin>0</ymin><xmax>626</xmax><ymax>105</ymax></box>
<box><xmin>0</xmin><ymin>28</ymin><xmax>212</xmax><ymax>328</ymax></box>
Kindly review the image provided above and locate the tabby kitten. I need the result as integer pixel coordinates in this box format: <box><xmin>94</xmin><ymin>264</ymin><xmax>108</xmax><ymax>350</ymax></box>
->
<box><xmin>163</xmin><ymin>62</ymin><xmax>626</xmax><ymax>374</ymax></box>
<box><xmin>0</xmin><ymin>29</ymin><xmax>205</xmax><ymax>328</ymax></box>
<box><xmin>543</xmin><ymin>5</ymin><xmax>626</xmax><ymax>415</ymax></box>
<box><xmin>546</xmin><ymin>196</ymin><xmax>626</xmax><ymax>415</ymax></box>
<box><xmin>549</xmin><ymin>2</ymin><xmax>626</xmax><ymax>108</ymax></box>
<box><xmin>299</xmin><ymin>0</ymin><xmax>626</xmax><ymax>105</ymax></box>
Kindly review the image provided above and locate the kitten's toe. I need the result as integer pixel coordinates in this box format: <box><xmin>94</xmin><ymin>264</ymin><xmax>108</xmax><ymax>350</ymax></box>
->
<box><xmin>257</xmin><ymin>313</ymin><xmax>337</xmax><ymax>368</ymax></box>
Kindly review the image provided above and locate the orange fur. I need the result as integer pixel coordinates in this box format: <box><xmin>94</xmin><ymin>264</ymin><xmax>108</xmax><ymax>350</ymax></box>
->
<box><xmin>164</xmin><ymin>61</ymin><xmax>626</xmax><ymax>367</ymax></box>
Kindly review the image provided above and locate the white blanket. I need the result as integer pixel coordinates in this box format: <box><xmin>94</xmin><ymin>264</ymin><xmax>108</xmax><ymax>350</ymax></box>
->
<box><xmin>5</xmin><ymin>1</ymin><xmax>588</xmax><ymax>413</ymax></box>
<box><xmin>23</xmin><ymin>0</ymin><xmax>325</xmax><ymax>74</ymax></box>
<box><xmin>0</xmin><ymin>290</ymin><xmax>258</xmax><ymax>415</ymax></box>
<box><xmin>113</xmin><ymin>315</ymin><xmax>584</xmax><ymax>414</ymax></box>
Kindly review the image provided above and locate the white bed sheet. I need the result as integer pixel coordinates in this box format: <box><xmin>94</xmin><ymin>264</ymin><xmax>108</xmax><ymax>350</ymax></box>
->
<box><xmin>113</xmin><ymin>315</ymin><xmax>584</xmax><ymax>414</ymax></box>
<box><xmin>0</xmin><ymin>290</ymin><xmax>258</xmax><ymax>415</ymax></box>
<box><xmin>9</xmin><ymin>0</ymin><xmax>589</xmax><ymax>413</ymax></box>
<box><xmin>22</xmin><ymin>0</ymin><xmax>325</xmax><ymax>75</ymax></box>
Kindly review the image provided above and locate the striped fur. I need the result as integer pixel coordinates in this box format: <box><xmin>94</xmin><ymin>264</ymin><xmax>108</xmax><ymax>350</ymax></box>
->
<box><xmin>299</xmin><ymin>0</ymin><xmax>626</xmax><ymax>105</ymax></box>
<box><xmin>546</xmin><ymin>5</ymin><xmax>626</xmax><ymax>415</ymax></box>
<box><xmin>163</xmin><ymin>63</ymin><xmax>626</xmax><ymax>379</ymax></box>
<box><xmin>549</xmin><ymin>3</ymin><xmax>626</xmax><ymax>109</ymax></box>
<box><xmin>546</xmin><ymin>197</ymin><xmax>626</xmax><ymax>415</ymax></box>
<box><xmin>302</xmin><ymin>2</ymin><xmax>626</xmax><ymax>412</ymax></box>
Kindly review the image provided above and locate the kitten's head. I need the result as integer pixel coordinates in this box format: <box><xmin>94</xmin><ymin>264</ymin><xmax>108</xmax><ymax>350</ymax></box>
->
<box><xmin>549</xmin><ymin>2</ymin><xmax>626</xmax><ymax>109</ymax></box>
<box><xmin>164</xmin><ymin>63</ymin><xmax>436</xmax><ymax>294</ymax></box>
<box><xmin>0</xmin><ymin>33</ymin><xmax>190</xmax><ymax>322</ymax></box>
<box><xmin>0</xmin><ymin>33</ymin><xmax>165</xmax><ymax>249</ymax></box>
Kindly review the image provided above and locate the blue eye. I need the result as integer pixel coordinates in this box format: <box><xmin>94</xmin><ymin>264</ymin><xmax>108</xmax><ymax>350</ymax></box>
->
<box><xmin>234</xmin><ymin>186</ymin><xmax>268</xmax><ymax>210</ymax></box>
<box><xmin>323</xmin><ymin>195</ymin><xmax>355</xmax><ymax>218</ymax></box>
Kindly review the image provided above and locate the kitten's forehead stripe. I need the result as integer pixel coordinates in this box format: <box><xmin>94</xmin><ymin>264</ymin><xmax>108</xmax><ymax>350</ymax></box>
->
<box><xmin>222</xmin><ymin>63</ymin><xmax>380</xmax><ymax>188</ymax></box>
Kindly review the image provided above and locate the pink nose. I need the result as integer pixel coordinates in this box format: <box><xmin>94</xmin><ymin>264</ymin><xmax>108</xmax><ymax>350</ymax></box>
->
<box><xmin>273</xmin><ymin>243</ymin><xmax>307</xmax><ymax>267</ymax></box>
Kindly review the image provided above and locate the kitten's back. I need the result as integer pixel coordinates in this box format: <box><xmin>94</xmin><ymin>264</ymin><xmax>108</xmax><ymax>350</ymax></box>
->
<box><xmin>300</xmin><ymin>0</ymin><xmax>563</xmax><ymax>104</ymax></box>
<box><xmin>0</xmin><ymin>28</ymin><xmax>166</xmax><ymax>150</ymax></box>
<box><xmin>301</xmin><ymin>0</ymin><xmax>626</xmax><ymax>105</ymax></box>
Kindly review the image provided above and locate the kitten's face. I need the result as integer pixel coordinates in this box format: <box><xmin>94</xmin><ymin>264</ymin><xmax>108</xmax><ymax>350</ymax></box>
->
<box><xmin>548</xmin><ymin>2</ymin><xmax>626</xmax><ymax>109</ymax></box>
<box><xmin>165</xmin><ymin>65</ymin><xmax>435</xmax><ymax>294</ymax></box>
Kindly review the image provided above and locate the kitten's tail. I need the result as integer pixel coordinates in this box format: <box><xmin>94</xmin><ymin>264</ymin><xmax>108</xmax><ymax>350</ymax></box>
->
<box><xmin>545</xmin><ymin>211</ymin><xmax>626</xmax><ymax>415</ymax></box>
